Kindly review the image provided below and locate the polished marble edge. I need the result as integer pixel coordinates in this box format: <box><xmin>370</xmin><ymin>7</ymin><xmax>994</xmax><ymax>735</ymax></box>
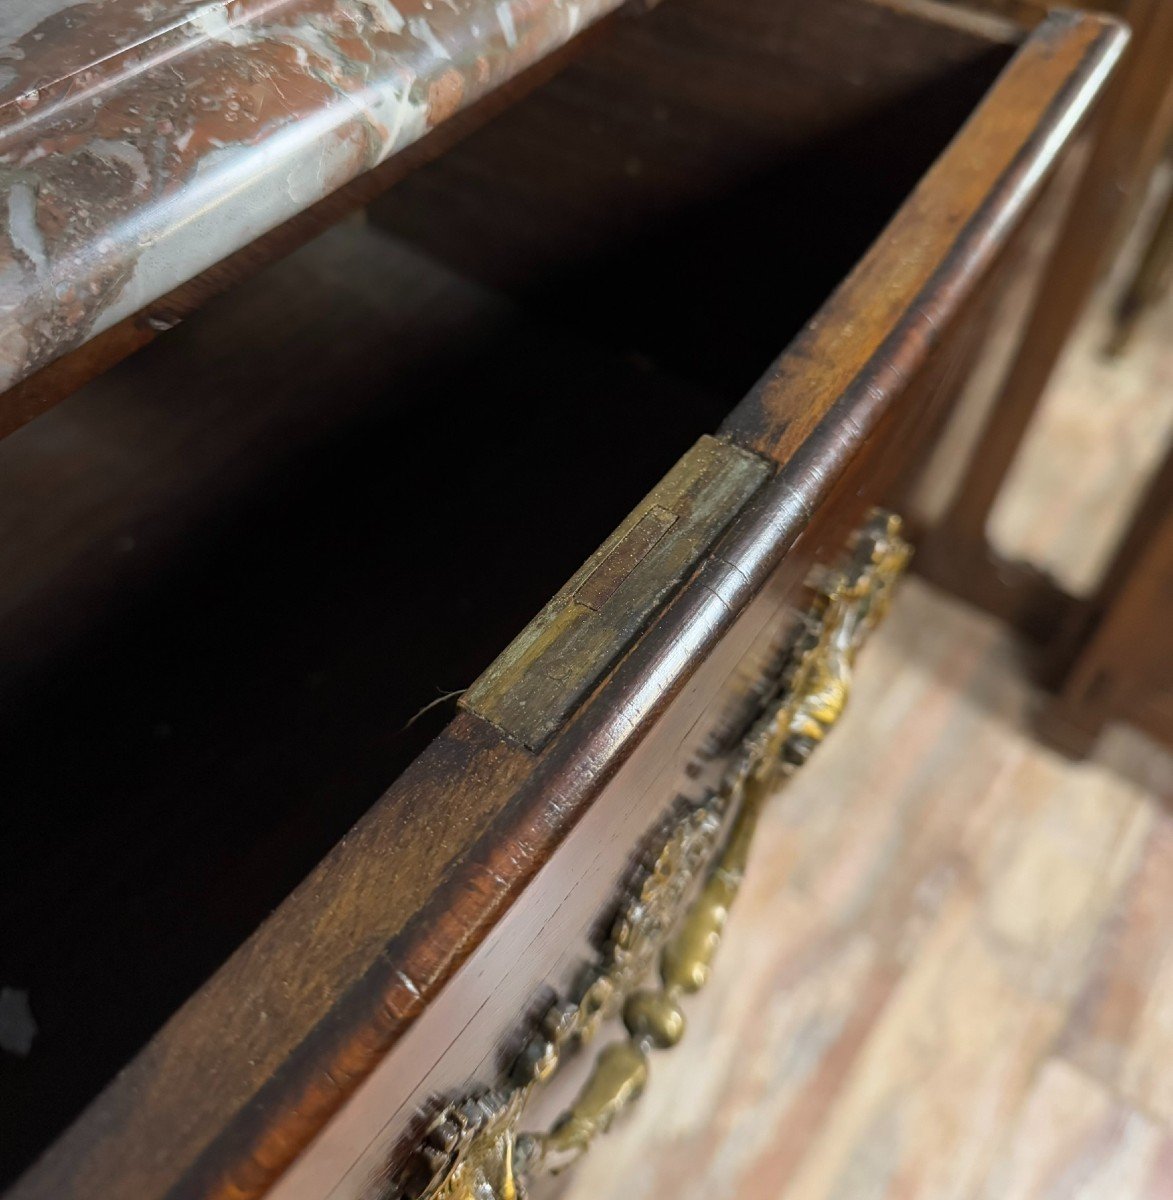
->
<box><xmin>0</xmin><ymin>0</ymin><xmax>618</xmax><ymax>393</ymax></box>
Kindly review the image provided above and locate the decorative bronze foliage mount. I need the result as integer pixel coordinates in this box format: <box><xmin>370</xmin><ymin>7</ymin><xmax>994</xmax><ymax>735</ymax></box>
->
<box><xmin>396</xmin><ymin>510</ymin><xmax>912</xmax><ymax>1200</ymax></box>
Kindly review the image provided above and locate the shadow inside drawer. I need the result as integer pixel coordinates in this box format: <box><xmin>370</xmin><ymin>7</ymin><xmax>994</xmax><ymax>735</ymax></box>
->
<box><xmin>0</xmin><ymin>0</ymin><xmax>1012</xmax><ymax>1181</ymax></box>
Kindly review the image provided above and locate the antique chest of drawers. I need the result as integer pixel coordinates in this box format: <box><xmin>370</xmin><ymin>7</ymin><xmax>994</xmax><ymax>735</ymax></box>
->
<box><xmin>0</xmin><ymin>1</ymin><xmax>1124</xmax><ymax>1198</ymax></box>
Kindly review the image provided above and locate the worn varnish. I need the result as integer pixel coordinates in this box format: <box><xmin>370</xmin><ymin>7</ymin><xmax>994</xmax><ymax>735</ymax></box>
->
<box><xmin>0</xmin><ymin>3</ymin><xmax>1125</xmax><ymax>1200</ymax></box>
<box><xmin>464</xmin><ymin>437</ymin><xmax>769</xmax><ymax>749</ymax></box>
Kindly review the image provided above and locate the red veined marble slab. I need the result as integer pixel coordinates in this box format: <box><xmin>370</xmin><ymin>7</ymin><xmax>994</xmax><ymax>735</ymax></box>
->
<box><xmin>0</xmin><ymin>0</ymin><xmax>615</xmax><ymax>391</ymax></box>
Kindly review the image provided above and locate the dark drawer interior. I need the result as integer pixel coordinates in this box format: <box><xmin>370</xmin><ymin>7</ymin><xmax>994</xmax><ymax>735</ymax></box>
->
<box><xmin>0</xmin><ymin>0</ymin><xmax>1011</xmax><ymax>1185</ymax></box>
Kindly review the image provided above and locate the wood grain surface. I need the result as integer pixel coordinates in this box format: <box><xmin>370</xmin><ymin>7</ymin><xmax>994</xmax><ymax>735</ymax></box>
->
<box><xmin>919</xmin><ymin>0</ymin><xmax>1173</xmax><ymax>645</ymax></box>
<box><xmin>720</xmin><ymin>9</ymin><xmax>1124</xmax><ymax>464</ymax></box>
<box><xmin>2</xmin><ymin>4</ymin><xmax>1125</xmax><ymax>1200</ymax></box>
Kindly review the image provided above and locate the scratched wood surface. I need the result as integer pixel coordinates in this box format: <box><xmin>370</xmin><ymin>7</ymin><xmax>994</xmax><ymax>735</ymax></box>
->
<box><xmin>559</xmin><ymin>578</ymin><xmax>1173</xmax><ymax>1200</ymax></box>
<box><xmin>0</xmin><ymin>6</ymin><xmax>1125</xmax><ymax>1198</ymax></box>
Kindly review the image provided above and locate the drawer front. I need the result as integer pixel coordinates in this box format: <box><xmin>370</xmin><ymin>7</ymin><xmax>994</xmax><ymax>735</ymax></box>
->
<box><xmin>261</xmin><ymin>271</ymin><xmax>1020</xmax><ymax>1200</ymax></box>
<box><xmin>326</xmin><ymin>511</ymin><xmax>912</xmax><ymax>1200</ymax></box>
<box><xmin>5</xmin><ymin>9</ymin><xmax>1124</xmax><ymax>1200</ymax></box>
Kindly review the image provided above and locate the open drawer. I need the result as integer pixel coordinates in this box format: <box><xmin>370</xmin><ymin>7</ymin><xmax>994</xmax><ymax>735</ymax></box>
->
<box><xmin>0</xmin><ymin>1</ymin><xmax>1122</xmax><ymax>1198</ymax></box>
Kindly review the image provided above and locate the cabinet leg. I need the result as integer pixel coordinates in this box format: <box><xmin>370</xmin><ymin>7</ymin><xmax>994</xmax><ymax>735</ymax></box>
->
<box><xmin>1035</xmin><ymin>697</ymin><xmax>1108</xmax><ymax>759</ymax></box>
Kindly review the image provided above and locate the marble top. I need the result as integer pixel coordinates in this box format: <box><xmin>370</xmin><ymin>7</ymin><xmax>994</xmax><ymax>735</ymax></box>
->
<box><xmin>0</xmin><ymin>0</ymin><xmax>615</xmax><ymax>394</ymax></box>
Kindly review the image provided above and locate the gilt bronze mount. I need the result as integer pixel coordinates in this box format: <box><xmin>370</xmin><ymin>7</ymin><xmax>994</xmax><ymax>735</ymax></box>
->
<box><xmin>398</xmin><ymin>509</ymin><xmax>911</xmax><ymax>1200</ymax></box>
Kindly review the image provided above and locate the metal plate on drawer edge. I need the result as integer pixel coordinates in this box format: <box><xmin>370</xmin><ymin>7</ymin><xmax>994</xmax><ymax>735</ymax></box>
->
<box><xmin>462</xmin><ymin>435</ymin><xmax>772</xmax><ymax>750</ymax></box>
